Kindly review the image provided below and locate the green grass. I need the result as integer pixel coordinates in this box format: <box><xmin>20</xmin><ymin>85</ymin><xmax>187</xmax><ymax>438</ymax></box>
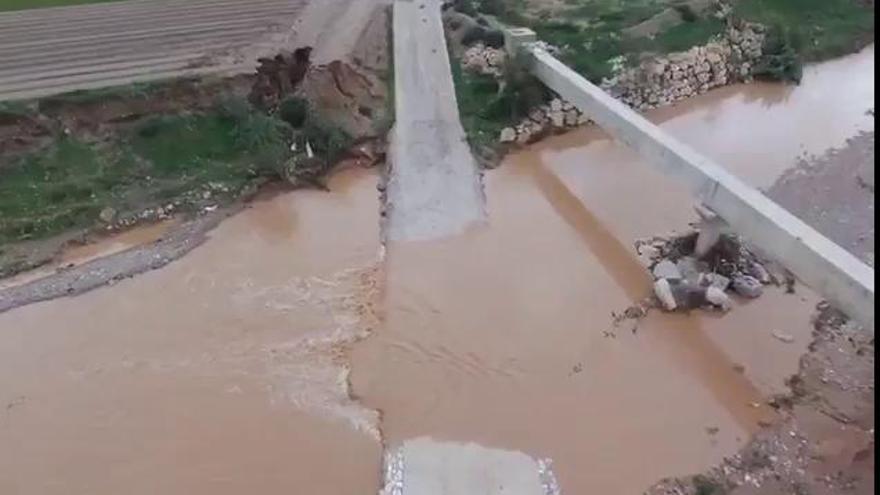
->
<box><xmin>470</xmin><ymin>0</ymin><xmax>873</xmax><ymax>81</ymax></box>
<box><xmin>453</xmin><ymin>66</ymin><xmax>508</xmax><ymax>150</ymax></box>
<box><xmin>0</xmin><ymin>0</ymin><xmax>123</xmax><ymax>11</ymax></box>
<box><xmin>736</xmin><ymin>0</ymin><xmax>874</xmax><ymax>60</ymax></box>
<box><xmin>0</xmin><ymin>98</ymin><xmax>292</xmax><ymax>244</ymax></box>
<box><xmin>0</xmin><ymin>139</ymin><xmax>134</xmax><ymax>243</ymax></box>
<box><xmin>476</xmin><ymin>0</ymin><xmax>726</xmax><ymax>82</ymax></box>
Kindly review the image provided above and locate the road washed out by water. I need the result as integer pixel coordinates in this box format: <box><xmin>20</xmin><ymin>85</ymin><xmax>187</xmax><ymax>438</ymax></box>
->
<box><xmin>0</xmin><ymin>47</ymin><xmax>874</xmax><ymax>493</ymax></box>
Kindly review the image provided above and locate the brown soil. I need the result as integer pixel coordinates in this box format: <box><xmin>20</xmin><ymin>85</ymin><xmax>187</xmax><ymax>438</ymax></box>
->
<box><xmin>647</xmin><ymin>304</ymin><xmax>874</xmax><ymax>495</ymax></box>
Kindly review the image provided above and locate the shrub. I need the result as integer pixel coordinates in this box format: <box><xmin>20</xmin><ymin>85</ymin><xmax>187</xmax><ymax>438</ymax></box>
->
<box><xmin>753</xmin><ymin>24</ymin><xmax>804</xmax><ymax>83</ymax></box>
<box><xmin>279</xmin><ymin>96</ymin><xmax>308</xmax><ymax>128</ymax></box>
<box><xmin>462</xmin><ymin>25</ymin><xmax>489</xmax><ymax>46</ymax></box>
<box><xmin>673</xmin><ymin>4</ymin><xmax>699</xmax><ymax>23</ymax></box>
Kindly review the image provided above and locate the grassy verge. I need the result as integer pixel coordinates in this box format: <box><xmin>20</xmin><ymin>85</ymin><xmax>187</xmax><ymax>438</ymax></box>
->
<box><xmin>463</xmin><ymin>0</ymin><xmax>729</xmax><ymax>82</ymax></box>
<box><xmin>736</xmin><ymin>0</ymin><xmax>874</xmax><ymax>61</ymax></box>
<box><xmin>459</xmin><ymin>0</ymin><xmax>873</xmax><ymax>81</ymax></box>
<box><xmin>0</xmin><ymin>88</ymin><xmax>362</xmax><ymax>249</ymax></box>
<box><xmin>0</xmin><ymin>98</ymin><xmax>290</xmax><ymax>245</ymax></box>
<box><xmin>450</xmin><ymin>0</ymin><xmax>872</xmax><ymax>152</ymax></box>
<box><xmin>0</xmin><ymin>0</ymin><xmax>122</xmax><ymax>11</ymax></box>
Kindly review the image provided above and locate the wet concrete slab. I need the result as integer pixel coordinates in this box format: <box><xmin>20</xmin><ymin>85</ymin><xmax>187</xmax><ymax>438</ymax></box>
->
<box><xmin>385</xmin><ymin>0</ymin><xmax>486</xmax><ymax>242</ymax></box>
<box><xmin>382</xmin><ymin>438</ymin><xmax>553</xmax><ymax>495</ymax></box>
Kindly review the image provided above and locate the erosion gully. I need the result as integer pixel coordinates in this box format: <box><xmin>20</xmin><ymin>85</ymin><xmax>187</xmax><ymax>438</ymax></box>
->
<box><xmin>0</xmin><ymin>47</ymin><xmax>873</xmax><ymax>494</ymax></box>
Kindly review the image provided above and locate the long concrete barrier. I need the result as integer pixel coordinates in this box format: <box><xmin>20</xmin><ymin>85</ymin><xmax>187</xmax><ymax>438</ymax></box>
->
<box><xmin>508</xmin><ymin>29</ymin><xmax>874</xmax><ymax>330</ymax></box>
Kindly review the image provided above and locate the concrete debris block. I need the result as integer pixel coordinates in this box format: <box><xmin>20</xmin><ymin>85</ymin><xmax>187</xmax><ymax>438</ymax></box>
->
<box><xmin>695</xmin><ymin>217</ymin><xmax>725</xmax><ymax>259</ymax></box>
<box><xmin>654</xmin><ymin>279</ymin><xmax>678</xmax><ymax>311</ymax></box>
<box><xmin>653</xmin><ymin>259</ymin><xmax>682</xmax><ymax>281</ymax></box>
<box><xmin>732</xmin><ymin>275</ymin><xmax>764</xmax><ymax>298</ymax></box>
<box><xmin>549</xmin><ymin>98</ymin><xmax>564</xmax><ymax>112</ymax></box>
<box><xmin>499</xmin><ymin>127</ymin><xmax>517</xmax><ymax>143</ymax></box>
<box><xmin>700</xmin><ymin>272</ymin><xmax>731</xmax><ymax>291</ymax></box>
<box><xmin>747</xmin><ymin>260</ymin><xmax>771</xmax><ymax>284</ymax></box>
<box><xmin>706</xmin><ymin>286</ymin><xmax>732</xmax><ymax>311</ymax></box>
<box><xmin>676</xmin><ymin>256</ymin><xmax>704</xmax><ymax>284</ymax></box>
<box><xmin>637</xmin><ymin>244</ymin><xmax>661</xmax><ymax>266</ymax></box>
<box><xmin>384</xmin><ymin>438</ymin><xmax>550</xmax><ymax>495</ymax></box>
<box><xmin>549</xmin><ymin>110</ymin><xmax>565</xmax><ymax>128</ymax></box>
<box><xmin>771</xmin><ymin>330</ymin><xmax>795</xmax><ymax>343</ymax></box>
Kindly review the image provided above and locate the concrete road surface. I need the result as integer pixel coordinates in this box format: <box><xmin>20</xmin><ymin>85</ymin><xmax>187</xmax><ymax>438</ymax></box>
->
<box><xmin>384</xmin><ymin>0</ymin><xmax>486</xmax><ymax>242</ymax></box>
<box><xmin>382</xmin><ymin>438</ymin><xmax>558</xmax><ymax>495</ymax></box>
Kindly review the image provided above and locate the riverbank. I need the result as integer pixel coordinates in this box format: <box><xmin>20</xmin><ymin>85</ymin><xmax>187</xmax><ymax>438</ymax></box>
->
<box><xmin>444</xmin><ymin>0</ymin><xmax>874</xmax><ymax>163</ymax></box>
<box><xmin>0</xmin><ymin>5</ymin><xmax>391</xmax><ymax>281</ymax></box>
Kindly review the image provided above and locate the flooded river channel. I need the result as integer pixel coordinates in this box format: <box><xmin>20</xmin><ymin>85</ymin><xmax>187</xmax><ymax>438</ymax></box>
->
<box><xmin>0</xmin><ymin>47</ymin><xmax>873</xmax><ymax>493</ymax></box>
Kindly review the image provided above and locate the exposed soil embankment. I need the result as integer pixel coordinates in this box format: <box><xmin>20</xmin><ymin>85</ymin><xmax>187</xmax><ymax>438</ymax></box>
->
<box><xmin>647</xmin><ymin>305</ymin><xmax>874</xmax><ymax>495</ymax></box>
<box><xmin>0</xmin><ymin>4</ymin><xmax>391</xmax><ymax>289</ymax></box>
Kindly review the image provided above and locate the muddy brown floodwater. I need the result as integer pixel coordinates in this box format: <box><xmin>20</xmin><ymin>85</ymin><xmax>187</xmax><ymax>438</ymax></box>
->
<box><xmin>0</xmin><ymin>168</ymin><xmax>384</xmax><ymax>494</ymax></box>
<box><xmin>0</xmin><ymin>47</ymin><xmax>873</xmax><ymax>494</ymax></box>
<box><xmin>351</xmin><ymin>45</ymin><xmax>874</xmax><ymax>494</ymax></box>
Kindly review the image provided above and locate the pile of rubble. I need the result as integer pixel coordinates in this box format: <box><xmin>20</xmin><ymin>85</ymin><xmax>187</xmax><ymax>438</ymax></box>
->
<box><xmin>499</xmin><ymin>97</ymin><xmax>591</xmax><ymax>144</ymax></box>
<box><xmin>601</xmin><ymin>22</ymin><xmax>767</xmax><ymax>111</ymax></box>
<box><xmin>461</xmin><ymin>43</ymin><xmax>507</xmax><ymax>77</ymax></box>
<box><xmin>639</xmin><ymin>227</ymin><xmax>786</xmax><ymax>313</ymax></box>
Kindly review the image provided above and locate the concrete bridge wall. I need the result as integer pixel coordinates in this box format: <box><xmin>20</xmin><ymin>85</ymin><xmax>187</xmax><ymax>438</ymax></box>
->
<box><xmin>509</xmin><ymin>31</ymin><xmax>874</xmax><ymax>330</ymax></box>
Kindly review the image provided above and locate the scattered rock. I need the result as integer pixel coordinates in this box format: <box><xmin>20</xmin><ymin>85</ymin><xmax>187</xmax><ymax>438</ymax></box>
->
<box><xmin>700</xmin><ymin>272</ymin><xmax>731</xmax><ymax>291</ymax></box>
<box><xmin>653</xmin><ymin>259</ymin><xmax>682</xmax><ymax>280</ymax></box>
<box><xmin>676</xmin><ymin>256</ymin><xmax>704</xmax><ymax>283</ymax></box>
<box><xmin>98</xmin><ymin>207</ymin><xmax>117</xmax><ymax>224</ymax></box>
<box><xmin>771</xmin><ymin>330</ymin><xmax>795</xmax><ymax>343</ymax></box>
<box><xmin>499</xmin><ymin>127</ymin><xmax>516</xmax><ymax>143</ymax></box>
<box><xmin>705</xmin><ymin>286</ymin><xmax>732</xmax><ymax>311</ymax></box>
<box><xmin>654</xmin><ymin>279</ymin><xmax>678</xmax><ymax>311</ymax></box>
<box><xmin>747</xmin><ymin>260</ymin><xmax>771</xmax><ymax>284</ymax></box>
<box><xmin>733</xmin><ymin>274</ymin><xmax>764</xmax><ymax>298</ymax></box>
<box><xmin>669</xmin><ymin>280</ymin><xmax>714</xmax><ymax>311</ymax></box>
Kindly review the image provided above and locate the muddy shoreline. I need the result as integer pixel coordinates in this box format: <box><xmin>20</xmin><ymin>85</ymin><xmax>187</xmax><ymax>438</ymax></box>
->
<box><xmin>647</xmin><ymin>303</ymin><xmax>874</xmax><ymax>495</ymax></box>
<box><xmin>0</xmin><ymin>207</ymin><xmax>234</xmax><ymax>314</ymax></box>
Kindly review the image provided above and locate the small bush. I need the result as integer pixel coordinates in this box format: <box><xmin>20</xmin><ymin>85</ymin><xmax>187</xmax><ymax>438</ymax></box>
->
<box><xmin>461</xmin><ymin>25</ymin><xmax>506</xmax><ymax>48</ymax></box>
<box><xmin>484</xmin><ymin>29</ymin><xmax>505</xmax><ymax>48</ymax></box>
<box><xmin>486</xmin><ymin>52</ymin><xmax>549</xmax><ymax>121</ymax></box>
<box><xmin>462</xmin><ymin>25</ymin><xmax>488</xmax><ymax>46</ymax></box>
<box><xmin>279</xmin><ymin>96</ymin><xmax>309</xmax><ymax>128</ymax></box>
<box><xmin>753</xmin><ymin>25</ymin><xmax>804</xmax><ymax>83</ymax></box>
<box><xmin>300</xmin><ymin>117</ymin><xmax>352</xmax><ymax>162</ymax></box>
<box><xmin>673</xmin><ymin>4</ymin><xmax>699</xmax><ymax>22</ymax></box>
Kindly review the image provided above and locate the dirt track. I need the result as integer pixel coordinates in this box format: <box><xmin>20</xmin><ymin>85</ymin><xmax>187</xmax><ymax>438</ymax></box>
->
<box><xmin>0</xmin><ymin>0</ymin><xmax>312</xmax><ymax>101</ymax></box>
